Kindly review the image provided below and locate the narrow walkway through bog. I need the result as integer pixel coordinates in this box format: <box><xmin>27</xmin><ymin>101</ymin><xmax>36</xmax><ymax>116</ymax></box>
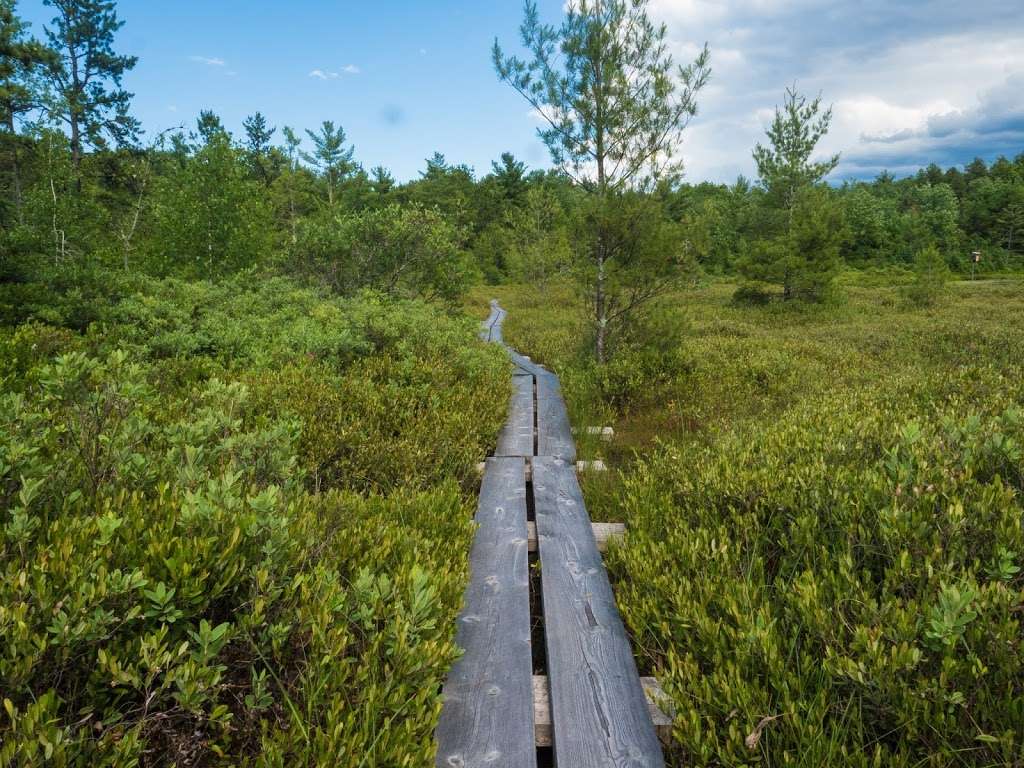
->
<box><xmin>435</xmin><ymin>301</ymin><xmax>665</xmax><ymax>768</ymax></box>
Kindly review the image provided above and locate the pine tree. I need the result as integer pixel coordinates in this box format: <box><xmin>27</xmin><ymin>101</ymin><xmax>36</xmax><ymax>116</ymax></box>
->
<box><xmin>752</xmin><ymin>86</ymin><xmax>839</xmax><ymax>213</ymax></box>
<box><xmin>301</xmin><ymin>120</ymin><xmax>355</xmax><ymax>206</ymax></box>
<box><xmin>42</xmin><ymin>0</ymin><xmax>138</xmax><ymax>173</ymax></box>
<box><xmin>494</xmin><ymin>0</ymin><xmax>711</xmax><ymax>361</ymax></box>
<box><xmin>742</xmin><ymin>86</ymin><xmax>841</xmax><ymax>299</ymax></box>
<box><xmin>370</xmin><ymin>165</ymin><xmax>395</xmax><ymax>196</ymax></box>
<box><xmin>997</xmin><ymin>201</ymin><xmax>1024</xmax><ymax>253</ymax></box>
<box><xmin>243</xmin><ymin>111</ymin><xmax>277</xmax><ymax>186</ymax></box>
<box><xmin>196</xmin><ymin>109</ymin><xmax>226</xmax><ymax>145</ymax></box>
<box><xmin>1</xmin><ymin>0</ymin><xmax>54</xmax><ymax>222</ymax></box>
<box><xmin>904</xmin><ymin>245</ymin><xmax>951</xmax><ymax>307</ymax></box>
<box><xmin>280</xmin><ymin>126</ymin><xmax>303</xmax><ymax>243</ymax></box>
<box><xmin>491</xmin><ymin>151</ymin><xmax>528</xmax><ymax>206</ymax></box>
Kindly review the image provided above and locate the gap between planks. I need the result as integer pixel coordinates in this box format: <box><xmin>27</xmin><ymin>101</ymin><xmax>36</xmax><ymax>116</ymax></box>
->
<box><xmin>476</xmin><ymin>459</ymin><xmax>607</xmax><ymax>476</ymax></box>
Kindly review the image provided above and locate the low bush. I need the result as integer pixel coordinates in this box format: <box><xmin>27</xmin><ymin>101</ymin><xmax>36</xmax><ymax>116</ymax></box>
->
<box><xmin>610</xmin><ymin>374</ymin><xmax>1024</xmax><ymax>765</ymax></box>
<box><xmin>731</xmin><ymin>280</ymin><xmax>775</xmax><ymax>305</ymax></box>
<box><xmin>292</xmin><ymin>204</ymin><xmax>473</xmax><ymax>302</ymax></box>
<box><xmin>0</xmin><ymin>271</ymin><xmax>508</xmax><ymax>764</ymax></box>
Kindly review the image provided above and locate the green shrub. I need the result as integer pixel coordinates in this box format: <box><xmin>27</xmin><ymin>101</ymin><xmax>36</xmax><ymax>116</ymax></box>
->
<box><xmin>731</xmin><ymin>280</ymin><xmax>775</xmax><ymax>305</ymax></box>
<box><xmin>609</xmin><ymin>377</ymin><xmax>1024</xmax><ymax>766</ymax></box>
<box><xmin>903</xmin><ymin>245</ymin><xmax>951</xmax><ymax>308</ymax></box>
<box><xmin>0</xmin><ymin>274</ymin><xmax>507</xmax><ymax>764</ymax></box>
<box><xmin>293</xmin><ymin>204</ymin><xmax>472</xmax><ymax>302</ymax></box>
<box><xmin>248</xmin><ymin>350</ymin><xmax>506</xmax><ymax>494</ymax></box>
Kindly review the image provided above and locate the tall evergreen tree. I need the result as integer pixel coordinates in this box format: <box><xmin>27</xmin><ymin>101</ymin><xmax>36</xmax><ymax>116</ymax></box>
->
<box><xmin>752</xmin><ymin>86</ymin><xmax>839</xmax><ymax>213</ymax></box>
<box><xmin>370</xmin><ymin>165</ymin><xmax>395</xmax><ymax>196</ymax></box>
<box><xmin>964</xmin><ymin>157</ymin><xmax>988</xmax><ymax>185</ymax></box>
<box><xmin>494</xmin><ymin>0</ymin><xmax>711</xmax><ymax>361</ymax></box>
<box><xmin>243</xmin><ymin>111</ymin><xmax>277</xmax><ymax>186</ymax></box>
<box><xmin>996</xmin><ymin>199</ymin><xmax>1024</xmax><ymax>254</ymax></box>
<box><xmin>278</xmin><ymin>125</ymin><xmax>304</xmax><ymax>243</ymax></box>
<box><xmin>302</xmin><ymin>120</ymin><xmax>355</xmax><ymax>206</ymax></box>
<box><xmin>490</xmin><ymin>151</ymin><xmax>528</xmax><ymax>205</ymax></box>
<box><xmin>744</xmin><ymin>86</ymin><xmax>842</xmax><ymax>299</ymax></box>
<box><xmin>42</xmin><ymin>0</ymin><xmax>138</xmax><ymax>172</ymax></box>
<box><xmin>196</xmin><ymin>109</ymin><xmax>226</xmax><ymax>145</ymax></box>
<box><xmin>1</xmin><ymin>0</ymin><xmax>54</xmax><ymax>222</ymax></box>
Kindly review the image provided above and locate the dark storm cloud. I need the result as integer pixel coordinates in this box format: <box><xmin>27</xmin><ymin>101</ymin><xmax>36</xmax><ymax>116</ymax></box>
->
<box><xmin>850</xmin><ymin>73</ymin><xmax>1024</xmax><ymax>176</ymax></box>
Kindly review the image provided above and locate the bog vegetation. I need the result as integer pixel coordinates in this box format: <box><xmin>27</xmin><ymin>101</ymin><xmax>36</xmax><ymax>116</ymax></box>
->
<box><xmin>1</xmin><ymin>272</ymin><xmax>509</xmax><ymax>765</ymax></box>
<box><xmin>486</xmin><ymin>277</ymin><xmax>1024</xmax><ymax>766</ymax></box>
<box><xmin>1</xmin><ymin>0</ymin><xmax>1023</xmax><ymax>764</ymax></box>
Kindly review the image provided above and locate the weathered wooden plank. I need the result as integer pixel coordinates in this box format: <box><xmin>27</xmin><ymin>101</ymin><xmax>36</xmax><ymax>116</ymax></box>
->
<box><xmin>526</xmin><ymin>521</ymin><xmax>625</xmax><ymax>553</ymax></box>
<box><xmin>481</xmin><ymin>300</ymin><xmax>507</xmax><ymax>344</ymax></box>
<box><xmin>532</xmin><ymin>675</ymin><xmax>673</xmax><ymax>747</ymax></box>
<box><xmin>533</xmin><ymin>457</ymin><xmax>664</xmax><ymax>767</ymax></box>
<box><xmin>576</xmin><ymin>460</ymin><xmax>608</xmax><ymax>473</ymax></box>
<box><xmin>536</xmin><ymin>373</ymin><xmax>575</xmax><ymax>461</ymax></box>
<box><xmin>436</xmin><ymin>457</ymin><xmax>536</xmax><ymax>768</ymax></box>
<box><xmin>509</xmin><ymin>351</ymin><xmax>547</xmax><ymax>378</ymax></box>
<box><xmin>495</xmin><ymin>374</ymin><xmax>534</xmax><ymax>457</ymax></box>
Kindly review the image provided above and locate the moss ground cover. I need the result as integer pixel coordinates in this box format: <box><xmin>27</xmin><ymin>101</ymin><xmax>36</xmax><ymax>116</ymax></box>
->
<box><xmin>475</xmin><ymin>275</ymin><xmax>1024</xmax><ymax>766</ymax></box>
<box><xmin>1</xmin><ymin>272</ymin><xmax>508</xmax><ymax>766</ymax></box>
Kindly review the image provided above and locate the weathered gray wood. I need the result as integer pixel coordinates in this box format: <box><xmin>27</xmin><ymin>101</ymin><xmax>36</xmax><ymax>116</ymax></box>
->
<box><xmin>533</xmin><ymin>675</ymin><xmax>673</xmax><ymax>747</ymax></box>
<box><xmin>436</xmin><ymin>457</ymin><xmax>536</xmax><ymax>768</ymax></box>
<box><xmin>509</xmin><ymin>351</ymin><xmax>547</xmax><ymax>377</ymax></box>
<box><xmin>536</xmin><ymin>373</ymin><xmax>575</xmax><ymax>460</ymax></box>
<box><xmin>495</xmin><ymin>375</ymin><xmax>534</xmax><ymax>457</ymax></box>
<box><xmin>533</xmin><ymin>457</ymin><xmax>664</xmax><ymax>767</ymax></box>
<box><xmin>526</xmin><ymin>521</ymin><xmax>625</xmax><ymax>553</ymax></box>
<box><xmin>481</xmin><ymin>300</ymin><xmax>507</xmax><ymax>343</ymax></box>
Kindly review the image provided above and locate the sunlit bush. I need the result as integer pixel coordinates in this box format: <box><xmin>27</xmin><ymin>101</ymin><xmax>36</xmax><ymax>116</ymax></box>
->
<box><xmin>1</xmin><ymin>273</ymin><xmax>507</xmax><ymax>764</ymax></box>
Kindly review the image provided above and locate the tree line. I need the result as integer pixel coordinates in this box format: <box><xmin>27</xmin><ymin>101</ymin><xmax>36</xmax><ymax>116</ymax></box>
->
<box><xmin>2</xmin><ymin>0</ymin><xmax>1023</xmax><ymax>360</ymax></box>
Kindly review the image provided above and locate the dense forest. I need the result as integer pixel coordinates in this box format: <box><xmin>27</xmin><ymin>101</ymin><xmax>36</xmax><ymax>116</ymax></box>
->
<box><xmin>3</xmin><ymin>0</ymin><xmax>1024</xmax><ymax>319</ymax></box>
<box><xmin>2</xmin><ymin>0</ymin><xmax>1022</xmax><ymax>765</ymax></box>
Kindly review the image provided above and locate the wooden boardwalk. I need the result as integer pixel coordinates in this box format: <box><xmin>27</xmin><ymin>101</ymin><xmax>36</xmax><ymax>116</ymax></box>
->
<box><xmin>436</xmin><ymin>301</ymin><xmax>664</xmax><ymax>768</ymax></box>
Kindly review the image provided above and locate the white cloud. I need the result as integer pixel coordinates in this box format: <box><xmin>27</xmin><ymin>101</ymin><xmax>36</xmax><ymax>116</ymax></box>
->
<box><xmin>309</xmin><ymin>65</ymin><xmax>360</xmax><ymax>80</ymax></box>
<box><xmin>642</xmin><ymin>0</ymin><xmax>1024</xmax><ymax>181</ymax></box>
<box><xmin>189</xmin><ymin>55</ymin><xmax>226</xmax><ymax>67</ymax></box>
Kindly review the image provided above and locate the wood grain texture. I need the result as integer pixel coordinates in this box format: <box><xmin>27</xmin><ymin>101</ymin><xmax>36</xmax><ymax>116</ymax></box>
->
<box><xmin>495</xmin><ymin>375</ymin><xmax>534</xmax><ymax>457</ymax></box>
<box><xmin>435</xmin><ymin>457</ymin><xmax>536</xmax><ymax>768</ymax></box>
<box><xmin>532</xmin><ymin>457</ymin><xmax>664</xmax><ymax>768</ymax></box>
<box><xmin>509</xmin><ymin>351</ymin><xmax>547</xmax><ymax>378</ymax></box>
<box><xmin>532</xmin><ymin>675</ymin><xmax>673</xmax><ymax>747</ymax></box>
<box><xmin>526</xmin><ymin>521</ymin><xmax>625</xmax><ymax>553</ymax></box>
<box><xmin>536</xmin><ymin>373</ymin><xmax>576</xmax><ymax>460</ymax></box>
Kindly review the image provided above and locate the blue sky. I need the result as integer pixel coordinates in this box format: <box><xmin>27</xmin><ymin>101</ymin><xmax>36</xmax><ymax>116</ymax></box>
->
<box><xmin>18</xmin><ymin>0</ymin><xmax>1024</xmax><ymax>183</ymax></box>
